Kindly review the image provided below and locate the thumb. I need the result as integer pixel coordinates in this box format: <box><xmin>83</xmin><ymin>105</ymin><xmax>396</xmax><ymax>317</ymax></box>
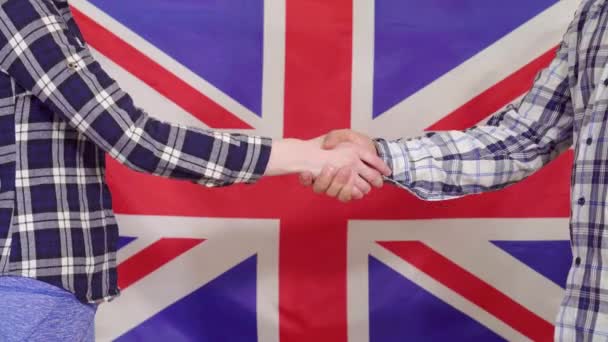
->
<box><xmin>323</xmin><ymin>130</ymin><xmax>350</xmax><ymax>149</ymax></box>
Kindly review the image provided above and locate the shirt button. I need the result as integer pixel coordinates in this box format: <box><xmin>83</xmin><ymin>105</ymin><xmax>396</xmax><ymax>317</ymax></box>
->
<box><xmin>578</xmin><ymin>197</ymin><xmax>586</xmax><ymax>206</ymax></box>
<box><xmin>68</xmin><ymin>62</ymin><xmax>80</xmax><ymax>70</ymax></box>
<box><xmin>586</xmin><ymin>138</ymin><xmax>593</xmax><ymax>145</ymax></box>
<box><xmin>575</xmin><ymin>257</ymin><xmax>581</xmax><ymax>266</ymax></box>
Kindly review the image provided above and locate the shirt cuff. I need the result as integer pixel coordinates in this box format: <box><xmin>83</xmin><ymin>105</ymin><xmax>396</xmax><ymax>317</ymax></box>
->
<box><xmin>193</xmin><ymin>136</ymin><xmax>273</xmax><ymax>187</ymax></box>
<box><xmin>373</xmin><ymin>138</ymin><xmax>413</xmax><ymax>186</ymax></box>
<box><xmin>245</xmin><ymin>136</ymin><xmax>273</xmax><ymax>184</ymax></box>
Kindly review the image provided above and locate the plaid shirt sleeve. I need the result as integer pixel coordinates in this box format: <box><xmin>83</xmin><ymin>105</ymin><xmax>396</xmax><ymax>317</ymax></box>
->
<box><xmin>0</xmin><ymin>0</ymin><xmax>272</xmax><ymax>187</ymax></box>
<box><xmin>374</xmin><ymin>25</ymin><xmax>575</xmax><ymax>201</ymax></box>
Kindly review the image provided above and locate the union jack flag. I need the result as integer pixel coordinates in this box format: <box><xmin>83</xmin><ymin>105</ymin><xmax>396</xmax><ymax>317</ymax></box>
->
<box><xmin>66</xmin><ymin>0</ymin><xmax>579</xmax><ymax>340</ymax></box>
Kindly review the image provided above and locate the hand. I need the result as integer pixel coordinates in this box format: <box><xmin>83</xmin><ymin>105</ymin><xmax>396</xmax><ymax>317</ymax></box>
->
<box><xmin>312</xmin><ymin>141</ymin><xmax>387</xmax><ymax>201</ymax></box>
<box><xmin>299</xmin><ymin>130</ymin><xmax>391</xmax><ymax>201</ymax></box>
<box><xmin>264</xmin><ymin>137</ymin><xmax>388</xmax><ymax>202</ymax></box>
<box><xmin>323</xmin><ymin>129</ymin><xmax>378</xmax><ymax>155</ymax></box>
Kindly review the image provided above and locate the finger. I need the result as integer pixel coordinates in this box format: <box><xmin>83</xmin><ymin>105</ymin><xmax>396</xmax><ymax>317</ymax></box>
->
<box><xmin>359</xmin><ymin>149</ymin><xmax>392</xmax><ymax>176</ymax></box>
<box><xmin>323</xmin><ymin>130</ymin><xmax>351</xmax><ymax>149</ymax></box>
<box><xmin>326</xmin><ymin>167</ymin><xmax>352</xmax><ymax>198</ymax></box>
<box><xmin>357</xmin><ymin>162</ymin><xmax>384</xmax><ymax>188</ymax></box>
<box><xmin>337</xmin><ymin>172</ymin><xmax>357</xmax><ymax>202</ymax></box>
<box><xmin>313</xmin><ymin>166</ymin><xmax>337</xmax><ymax>194</ymax></box>
<box><xmin>355</xmin><ymin>176</ymin><xmax>372</xmax><ymax>195</ymax></box>
<box><xmin>351</xmin><ymin>187</ymin><xmax>364</xmax><ymax>200</ymax></box>
<box><xmin>299</xmin><ymin>172</ymin><xmax>314</xmax><ymax>187</ymax></box>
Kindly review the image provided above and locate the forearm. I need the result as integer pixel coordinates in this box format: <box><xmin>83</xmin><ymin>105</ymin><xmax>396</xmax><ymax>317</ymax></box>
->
<box><xmin>265</xmin><ymin>138</ymin><xmax>330</xmax><ymax>177</ymax></box>
<box><xmin>376</xmin><ymin>108</ymin><xmax>573</xmax><ymax>200</ymax></box>
<box><xmin>128</xmin><ymin>116</ymin><xmax>273</xmax><ymax>187</ymax></box>
<box><xmin>0</xmin><ymin>0</ymin><xmax>273</xmax><ymax>187</ymax></box>
<box><xmin>376</xmin><ymin>24</ymin><xmax>576</xmax><ymax>201</ymax></box>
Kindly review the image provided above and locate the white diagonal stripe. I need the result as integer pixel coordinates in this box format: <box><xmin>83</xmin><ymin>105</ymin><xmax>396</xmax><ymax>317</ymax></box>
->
<box><xmin>352</xmin><ymin>0</ymin><xmax>580</xmax><ymax>139</ymax></box>
<box><xmin>70</xmin><ymin>0</ymin><xmax>286</xmax><ymax>137</ymax></box>
<box><xmin>372</xmin><ymin>242</ymin><xmax>531</xmax><ymax>341</ymax></box>
<box><xmin>425</xmin><ymin>238</ymin><xmax>565</xmax><ymax>322</ymax></box>
<box><xmin>348</xmin><ymin>218</ymin><xmax>569</xmax><ymax>341</ymax></box>
<box><xmin>96</xmin><ymin>215</ymin><xmax>279</xmax><ymax>342</ymax></box>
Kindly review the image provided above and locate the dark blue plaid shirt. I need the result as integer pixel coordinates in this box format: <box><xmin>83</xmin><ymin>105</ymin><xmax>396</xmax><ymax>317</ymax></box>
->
<box><xmin>0</xmin><ymin>0</ymin><xmax>271</xmax><ymax>303</ymax></box>
<box><xmin>375</xmin><ymin>0</ymin><xmax>608</xmax><ymax>339</ymax></box>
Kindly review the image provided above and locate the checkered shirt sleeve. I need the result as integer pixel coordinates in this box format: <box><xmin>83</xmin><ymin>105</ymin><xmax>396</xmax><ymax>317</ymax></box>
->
<box><xmin>374</xmin><ymin>26</ymin><xmax>575</xmax><ymax>200</ymax></box>
<box><xmin>0</xmin><ymin>0</ymin><xmax>272</xmax><ymax>187</ymax></box>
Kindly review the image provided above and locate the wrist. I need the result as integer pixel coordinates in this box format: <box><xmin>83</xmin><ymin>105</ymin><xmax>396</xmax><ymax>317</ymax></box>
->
<box><xmin>265</xmin><ymin>139</ymin><xmax>324</xmax><ymax>176</ymax></box>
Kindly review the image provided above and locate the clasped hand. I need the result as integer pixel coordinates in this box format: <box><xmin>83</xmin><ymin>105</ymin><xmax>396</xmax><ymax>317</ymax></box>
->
<box><xmin>266</xmin><ymin>130</ymin><xmax>391</xmax><ymax>202</ymax></box>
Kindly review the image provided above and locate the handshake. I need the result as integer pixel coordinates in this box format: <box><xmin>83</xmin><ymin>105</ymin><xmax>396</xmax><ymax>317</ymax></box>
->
<box><xmin>266</xmin><ymin>129</ymin><xmax>392</xmax><ymax>202</ymax></box>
